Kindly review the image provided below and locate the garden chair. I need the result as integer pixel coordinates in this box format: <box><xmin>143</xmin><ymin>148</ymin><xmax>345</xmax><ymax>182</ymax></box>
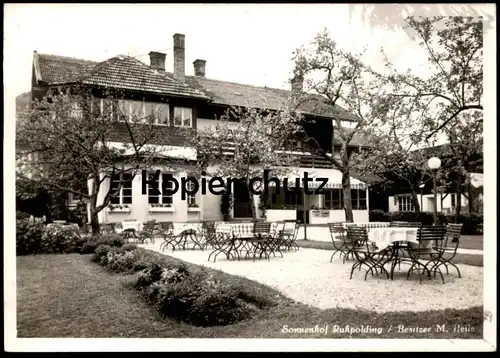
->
<box><xmin>101</xmin><ymin>223</ymin><xmax>116</xmax><ymax>235</ymax></box>
<box><xmin>250</xmin><ymin>221</ymin><xmax>276</xmax><ymax>260</ymax></box>
<box><xmin>406</xmin><ymin>226</ymin><xmax>447</xmax><ymax>284</ymax></box>
<box><xmin>135</xmin><ymin>220</ymin><xmax>158</xmax><ymax>244</ymax></box>
<box><xmin>207</xmin><ymin>227</ymin><xmax>234</xmax><ymax>262</ymax></box>
<box><xmin>405</xmin><ymin>222</ymin><xmax>422</xmax><ymax>228</ymax></box>
<box><xmin>347</xmin><ymin>226</ymin><xmax>389</xmax><ymax>281</ymax></box>
<box><xmin>281</xmin><ymin>220</ymin><xmax>300</xmax><ymax>251</ymax></box>
<box><xmin>328</xmin><ymin>222</ymin><xmax>346</xmax><ymax>262</ymax></box>
<box><xmin>202</xmin><ymin>221</ymin><xmax>217</xmax><ymax>249</ymax></box>
<box><xmin>432</xmin><ymin>223</ymin><xmax>463</xmax><ymax>278</ymax></box>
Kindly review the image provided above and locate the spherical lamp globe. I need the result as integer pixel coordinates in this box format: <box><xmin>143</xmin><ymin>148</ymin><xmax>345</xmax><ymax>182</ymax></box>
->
<box><xmin>428</xmin><ymin>157</ymin><xmax>441</xmax><ymax>170</ymax></box>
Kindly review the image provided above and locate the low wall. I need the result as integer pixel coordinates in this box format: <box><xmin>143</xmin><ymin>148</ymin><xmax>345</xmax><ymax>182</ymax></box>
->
<box><xmin>265</xmin><ymin>209</ymin><xmax>297</xmax><ymax>222</ymax></box>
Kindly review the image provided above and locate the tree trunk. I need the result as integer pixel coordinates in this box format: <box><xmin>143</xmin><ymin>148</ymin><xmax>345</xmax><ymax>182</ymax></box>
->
<box><xmin>342</xmin><ymin>169</ymin><xmax>354</xmax><ymax>222</ymax></box>
<box><xmin>411</xmin><ymin>188</ymin><xmax>421</xmax><ymax>219</ymax></box>
<box><xmin>90</xmin><ymin>210</ymin><xmax>100</xmax><ymax>236</ymax></box>
<box><xmin>467</xmin><ymin>182</ymin><xmax>474</xmax><ymax>213</ymax></box>
<box><xmin>246</xmin><ymin>180</ymin><xmax>257</xmax><ymax>219</ymax></box>
<box><xmin>454</xmin><ymin>176</ymin><xmax>463</xmax><ymax>223</ymax></box>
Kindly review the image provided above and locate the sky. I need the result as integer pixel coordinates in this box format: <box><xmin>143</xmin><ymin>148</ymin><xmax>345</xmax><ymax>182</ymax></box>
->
<box><xmin>5</xmin><ymin>3</ymin><xmax>436</xmax><ymax>98</ymax></box>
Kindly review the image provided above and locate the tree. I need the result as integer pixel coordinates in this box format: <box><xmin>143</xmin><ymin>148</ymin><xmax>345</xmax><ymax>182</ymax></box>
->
<box><xmin>286</xmin><ymin>29</ymin><xmax>382</xmax><ymax>222</ymax></box>
<box><xmin>378</xmin><ymin>16</ymin><xmax>483</xmax><ymax>140</ymax></box>
<box><xmin>351</xmin><ymin>4</ymin><xmax>494</xmax><ymax>34</ymax></box>
<box><xmin>16</xmin><ymin>84</ymin><xmax>172</xmax><ymax>235</ymax></box>
<box><xmin>431</xmin><ymin>111</ymin><xmax>483</xmax><ymax>220</ymax></box>
<box><xmin>351</xmin><ymin>91</ymin><xmax>433</xmax><ymax>217</ymax></box>
<box><xmin>195</xmin><ymin>105</ymin><xmax>299</xmax><ymax>220</ymax></box>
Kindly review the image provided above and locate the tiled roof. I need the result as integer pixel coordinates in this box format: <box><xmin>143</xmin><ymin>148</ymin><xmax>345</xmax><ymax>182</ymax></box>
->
<box><xmin>81</xmin><ymin>56</ymin><xmax>210</xmax><ymax>99</ymax></box>
<box><xmin>35</xmin><ymin>53</ymin><xmax>210</xmax><ymax>100</ymax></box>
<box><xmin>37</xmin><ymin>53</ymin><xmax>97</xmax><ymax>84</ymax></box>
<box><xmin>185</xmin><ymin>76</ymin><xmax>359</xmax><ymax>121</ymax></box>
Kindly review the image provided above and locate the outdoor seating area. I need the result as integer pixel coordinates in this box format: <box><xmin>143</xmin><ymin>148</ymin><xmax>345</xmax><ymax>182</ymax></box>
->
<box><xmin>328</xmin><ymin>221</ymin><xmax>464</xmax><ymax>284</ymax></box>
<box><xmin>111</xmin><ymin>219</ymin><xmax>301</xmax><ymax>262</ymax></box>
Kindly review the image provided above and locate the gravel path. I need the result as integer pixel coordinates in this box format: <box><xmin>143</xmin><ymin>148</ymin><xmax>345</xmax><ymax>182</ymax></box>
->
<box><xmin>139</xmin><ymin>242</ymin><xmax>483</xmax><ymax>313</ymax></box>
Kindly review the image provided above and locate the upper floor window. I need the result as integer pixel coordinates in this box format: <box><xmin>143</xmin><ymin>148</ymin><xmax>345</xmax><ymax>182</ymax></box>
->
<box><xmin>145</xmin><ymin>102</ymin><xmax>169</xmax><ymax>125</ymax></box>
<box><xmin>174</xmin><ymin>107</ymin><xmax>193</xmax><ymax>128</ymax></box>
<box><xmin>69</xmin><ymin>102</ymin><xmax>83</xmax><ymax>119</ymax></box>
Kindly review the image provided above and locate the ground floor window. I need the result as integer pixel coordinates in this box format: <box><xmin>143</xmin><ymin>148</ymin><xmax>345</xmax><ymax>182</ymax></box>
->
<box><xmin>323</xmin><ymin>188</ymin><xmax>367</xmax><ymax>210</ymax></box>
<box><xmin>147</xmin><ymin>172</ymin><xmax>173</xmax><ymax>205</ymax></box>
<box><xmin>397</xmin><ymin>196</ymin><xmax>414</xmax><ymax>212</ymax></box>
<box><xmin>110</xmin><ymin>173</ymin><xmax>133</xmax><ymax>204</ymax></box>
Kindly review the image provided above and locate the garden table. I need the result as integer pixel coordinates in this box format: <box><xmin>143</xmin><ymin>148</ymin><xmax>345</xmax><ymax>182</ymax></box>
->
<box><xmin>368</xmin><ymin>227</ymin><xmax>420</xmax><ymax>280</ymax></box>
<box><xmin>116</xmin><ymin>221</ymin><xmax>143</xmax><ymax>234</ymax></box>
<box><xmin>161</xmin><ymin>223</ymin><xmax>205</xmax><ymax>251</ymax></box>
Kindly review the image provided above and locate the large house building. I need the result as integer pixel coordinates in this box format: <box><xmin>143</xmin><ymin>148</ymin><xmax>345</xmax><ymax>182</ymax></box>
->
<box><xmin>28</xmin><ymin>33</ymin><xmax>372</xmax><ymax>225</ymax></box>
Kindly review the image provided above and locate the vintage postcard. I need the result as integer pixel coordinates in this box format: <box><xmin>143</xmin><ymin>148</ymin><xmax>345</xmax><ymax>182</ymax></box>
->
<box><xmin>4</xmin><ymin>3</ymin><xmax>496</xmax><ymax>352</ymax></box>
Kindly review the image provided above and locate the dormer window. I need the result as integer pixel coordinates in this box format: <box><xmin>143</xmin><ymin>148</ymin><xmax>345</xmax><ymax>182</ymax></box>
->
<box><xmin>174</xmin><ymin>107</ymin><xmax>193</xmax><ymax>128</ymax></box>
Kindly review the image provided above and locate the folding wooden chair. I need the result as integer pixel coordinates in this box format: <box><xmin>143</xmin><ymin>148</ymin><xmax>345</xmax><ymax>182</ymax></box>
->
<box><xmin>407</xmin><ymin>226</ymin><xmax>447</xmax><ymax>284</ymax></box>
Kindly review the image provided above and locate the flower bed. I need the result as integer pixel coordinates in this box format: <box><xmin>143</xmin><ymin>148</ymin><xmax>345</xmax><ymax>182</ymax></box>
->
<box><xmin>91</xmin><ymin>244</ymin><xmax>260</xmax><ymax>327</ymax></box>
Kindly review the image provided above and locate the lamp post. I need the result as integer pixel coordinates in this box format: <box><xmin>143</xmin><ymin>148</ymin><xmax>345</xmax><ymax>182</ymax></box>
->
<box><xmin>427</xmin><ymin>157</ymin><xmax>441</xmax><ymax>226</ymax></box>
<box><xmin>418</xmin><ymin>182</ymin><xmax>425</xmax><ymax>210</ymax></box>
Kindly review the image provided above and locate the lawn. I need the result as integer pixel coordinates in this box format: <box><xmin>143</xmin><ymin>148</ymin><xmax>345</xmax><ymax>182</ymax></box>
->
<box><xmin>17</xmin><ymin>254</ymin><xmax>483</xmax><ymax>339</ymax></box>
<box><xmin>296</xmin><ymin>240</ymin><xmax>483</xmax><ymax>267</ymax></box>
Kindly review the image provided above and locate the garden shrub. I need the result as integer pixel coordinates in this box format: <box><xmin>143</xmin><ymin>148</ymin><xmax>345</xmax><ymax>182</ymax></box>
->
<box><xmin>92</xmin><ymin>244</ymin><xmax>112</xmax><ymax>263</ymax></box>
<box><xmin>39</xmin><ymin>224</ymin><xmax>86</xmax><ymax>254</ymax></box>
<box><xmin>153</xmin><ymin>270</ymin><xmax>252</xmax><ymax>326</ymax></box>
<box><xmin>16</xmin><ymin>219</ymin><xmax>45</xmax><ymax>255</ymax></box>
<box><xmin>79</xmin><ymin>235</ymin><xmax>125</xmax><ymax>254</ymax></box>
<box><xmin>17</xmin><ymin>220</ymin><xmax>87</xmax><ymax>255</ymax></box>
<box><xmin>368</xmin><ymin>210</ymin><xmax>483</xmax><ymax>234</ymax></box>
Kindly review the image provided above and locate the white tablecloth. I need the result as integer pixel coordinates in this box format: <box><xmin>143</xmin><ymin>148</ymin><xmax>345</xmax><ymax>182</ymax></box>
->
<box><xmin>368</xmin><ymin>227</ymin><xmax>419</xmax><ymax>251</ymax></box>
<box><xmin>116</xmin><ymin>221</ymin><xmax>143</xmax><ymax>234</ymax></box>
<box><xmin>172</xmin><ymin>222</ymin><xmax>202</xmax><ymax>236</ymax></box>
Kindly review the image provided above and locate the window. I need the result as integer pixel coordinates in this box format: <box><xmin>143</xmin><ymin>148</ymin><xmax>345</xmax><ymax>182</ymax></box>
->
<box><xmin>397</xmin><ymin>196</ymin><xmax>414</xmax><ymax>212</ymax></box>
<box><xmin>358</xmin><ymin>189</ymin><xmax>367</xmax><ymax>210</ymax></box>
<box><xmin>91</xmin><ymin>97</ymin><xmax>114</xmax><ymax>119</ymax></box>
<box><xmin>117</xmin><ymin>100</ymin><xmax>131</xmax><ymax>121</ymax></box>
<box><xmin>285</xmin><ymin>190</ymin><xmax>303</xmax><ymax>206</ymax></box>
<box><xmin>186</xmin><ymin>180</ymin><xmax>197</xmax><ymax>206</ymax></box>
<box><xmin>130</xmin><ymin>100</ymin><xmax>144</xmax><ymax>120</ymax></box>
<box><xmin>174</xmin><ymin>107</ymin><xmax>193</xmax><ymax>127</ymax></box>
<box><xmin>148</xmin><ymin>172</ymin><xmax>174</xmax><ymax>205</ymax></box>
<box><xmin>451</xmin><ymin>193</ymin><xmax>456</xmax><ymax>207</ymax></box>
<box><xmin>145</xmin><ymin>102</ymin><xmax>169</xmax><ymax>125</ymax></box>
<box><xmin>324</xmin><ymin>189</ymin><xmax>343</xmax><ymax>209</ymax></box>
<box><xmin>110</xmin><ymin>173</ymin><xmax>133</xmax><ymax>205</ymax></box>
<box><xmin>91</xmin><ymin>97</ymin><xmax>103</xmax><ymax>116</ymax></box>
<box><xmin>69</xmin><ymin>102</ymin><xmax>82</xmax><ymax>119</ymax></box>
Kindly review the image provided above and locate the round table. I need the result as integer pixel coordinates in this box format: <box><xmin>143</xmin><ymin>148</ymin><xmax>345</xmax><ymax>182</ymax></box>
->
<box><xmin>368</xmin><ymin>227</ymin><xmax>419</xmax><ymax>251</ymax></box>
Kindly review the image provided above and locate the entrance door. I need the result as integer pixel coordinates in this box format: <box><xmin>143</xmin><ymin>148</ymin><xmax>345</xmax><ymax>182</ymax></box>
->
<box><xmin>232</xmin><ymin>179</ymin><xmax>253</xmax><ymax>218</ymax></box>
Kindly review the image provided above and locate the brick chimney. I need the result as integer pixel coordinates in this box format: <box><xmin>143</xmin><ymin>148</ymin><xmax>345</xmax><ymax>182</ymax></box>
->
<box><xmin>149</xmin><ymin>51</ymin><xmax>166</xmax><ymax>71</ymax></box>
<box><xmin>291</xmin><ymin>72</ymin><xmax>304</xmax><ymax>93</ymax></box>
<box><xmin>173</xmin><ymin>33</ymin><xmax>185</xmax><ymax>81</ymax></box>
<box><xmin>193</xmin><ymin>59</ymin><xmax>206</xmax><ymax>77</ymax></box>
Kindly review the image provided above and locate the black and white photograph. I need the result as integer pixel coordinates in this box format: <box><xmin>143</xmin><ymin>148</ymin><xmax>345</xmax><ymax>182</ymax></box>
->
<box><xmin>4</xmin><ymin>3</ymin><xmax>496</xmax><ymax>352</ymax></box>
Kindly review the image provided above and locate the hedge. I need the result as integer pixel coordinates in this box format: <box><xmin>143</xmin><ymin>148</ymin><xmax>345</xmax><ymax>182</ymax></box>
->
<box><xmin>368</xmin><ymin>210</ymin><xmax>483</xmax><ymax>235</ymax></box>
